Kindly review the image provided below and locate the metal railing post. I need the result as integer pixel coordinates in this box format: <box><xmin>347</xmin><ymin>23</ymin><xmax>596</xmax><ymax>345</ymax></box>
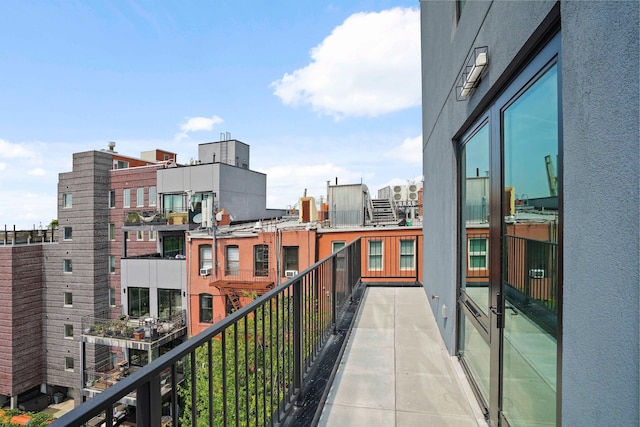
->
<box><xmin>293</xmin><ymin>278</ymin><xmax>303</xmax><ymax>401</ymax></box>
<box><xmin>136</xmin><ymin>377</ymin><xmax>161</xmax><ymax>427</ymax></box>
<box><xmin>331</xmin><ymin>257</ymin><xmax>337</xmax><ymax>334</ymax></box>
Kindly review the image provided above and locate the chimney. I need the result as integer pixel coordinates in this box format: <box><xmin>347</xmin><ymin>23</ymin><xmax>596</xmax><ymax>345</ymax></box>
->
<box><xmin>108</xmin><ymin>141</ymin><xmax>116</xmax><ymax>152</ymax></box>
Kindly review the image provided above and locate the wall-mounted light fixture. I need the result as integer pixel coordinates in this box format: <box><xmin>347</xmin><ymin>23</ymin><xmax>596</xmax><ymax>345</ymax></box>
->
<box><xmin>457</xmin><ymin>46</ymin><xmax>488</xmax><ymax>101</ymax></box>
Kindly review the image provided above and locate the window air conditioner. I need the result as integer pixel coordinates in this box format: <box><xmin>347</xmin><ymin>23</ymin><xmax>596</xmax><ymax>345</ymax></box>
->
<box><xmin>200</xmin><ymin>267</ymin><xmax>212</xmax><ymax>276</ymax></box>
<box><xmin>284</xmin><ymin>270</ymin><xmax>298</xmax><ymax>278</ymax></box>
<box><xmin>529</xmin><ymin>269</ymin><xmax>545</xmax><ymax>279</ymax></box>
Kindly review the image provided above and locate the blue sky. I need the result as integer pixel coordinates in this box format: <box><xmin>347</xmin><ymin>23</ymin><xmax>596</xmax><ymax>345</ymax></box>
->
<box><xmin>0</xmin><ymin>1</ymin><xmax>422</xmax><ymax>228</ymax></box>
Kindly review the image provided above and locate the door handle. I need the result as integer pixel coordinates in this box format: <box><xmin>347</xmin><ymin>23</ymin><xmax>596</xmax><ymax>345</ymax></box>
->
<box><xmin>490</xmin><ymin>305</ymin><xmax>504</xmax><ymax>328</ymax></box>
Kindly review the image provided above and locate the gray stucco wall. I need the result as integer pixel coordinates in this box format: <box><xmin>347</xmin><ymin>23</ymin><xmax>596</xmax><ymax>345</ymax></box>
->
<box><xmin>560</xmin><ymin>2</ymin><xmax>639</xmax><ymax>424</ymax></box>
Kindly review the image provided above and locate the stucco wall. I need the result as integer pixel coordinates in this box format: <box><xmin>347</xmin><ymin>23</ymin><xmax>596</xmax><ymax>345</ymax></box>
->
<box><xmin>560</xmin><ymin>1</ymin><xmax>639</xmax><ymax>424</ymax></box>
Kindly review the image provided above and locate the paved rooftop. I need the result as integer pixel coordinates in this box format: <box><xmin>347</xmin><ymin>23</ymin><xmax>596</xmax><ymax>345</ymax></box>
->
<box><xmin>318</xmin><ymin>287</ymin><xmax>488</xmax><ymax>427</ymax></box>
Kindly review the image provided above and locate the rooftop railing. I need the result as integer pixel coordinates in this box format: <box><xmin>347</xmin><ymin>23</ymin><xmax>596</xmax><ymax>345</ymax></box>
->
<box><xmin>53</xmin><ymin>239</ymin><xmax>362</xmax><ymax>427</ymax></box>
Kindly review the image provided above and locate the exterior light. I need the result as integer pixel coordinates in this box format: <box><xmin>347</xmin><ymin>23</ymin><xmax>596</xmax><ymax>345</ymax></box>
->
<box><xmin>457</xmin><ymin>46</ymin><xmax>488</xmax><ymax>101</ymax></box>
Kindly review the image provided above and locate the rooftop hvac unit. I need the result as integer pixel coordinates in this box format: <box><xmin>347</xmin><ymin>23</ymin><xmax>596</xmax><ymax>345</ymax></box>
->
<box><xmin>200</xmin><ymin>267</ymin><xmax>212</xmax><ymax>276</ymax></box>
<box><xmin>407</xmin><ymin>184</ymin><xmax>418</xmax><ymax>201</ymax></box>
<box><xmin>393</xmin><ymin>185</ymin><xmax>406</xmax><ymax>201</ymax></box>
<box><xmin>285</xmin><ymin>270</ymin><xmax>298</xmax><ymax>278</ymax></box>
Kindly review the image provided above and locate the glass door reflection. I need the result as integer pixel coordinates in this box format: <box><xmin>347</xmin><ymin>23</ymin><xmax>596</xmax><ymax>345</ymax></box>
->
<box><xmin>501</xmin><ymin>64</ymin><xmax>559</xmax><ymax>426</ymax></box>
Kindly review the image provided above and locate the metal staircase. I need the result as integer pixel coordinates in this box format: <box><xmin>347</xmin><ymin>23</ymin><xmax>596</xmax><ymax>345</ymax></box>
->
<box><xmin>370</xmin><ymin>198</ymin><xmax>398</xmax><ymax>224</ymax></box>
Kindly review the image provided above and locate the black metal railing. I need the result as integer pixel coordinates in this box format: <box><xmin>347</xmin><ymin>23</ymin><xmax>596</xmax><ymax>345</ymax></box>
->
<box><xmin>504</xmin><ymin>234</ymin><xmax>558</xmax><ymax>337</ymax></box>
<box><xmin>2</xmin><ymin>225</ymin><xmax>56</xmax><ymax>244</ymax></box>
<box><xmin>52</xmin><ymin>239</ymin><xmax>362</xmax><ymax>427</ymax></box>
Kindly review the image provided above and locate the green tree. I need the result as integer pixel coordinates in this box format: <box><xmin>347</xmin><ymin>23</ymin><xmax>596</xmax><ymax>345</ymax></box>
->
<box><xmin>178</xmin><ymin>297</ymin><xmax>295</xmax><ymax>427</ymax></box>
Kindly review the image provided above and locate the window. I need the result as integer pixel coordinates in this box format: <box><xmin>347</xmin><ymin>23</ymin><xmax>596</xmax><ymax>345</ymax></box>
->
<box><xmin>125</xmin><ymin>231</ymin><xmax>130</xmax><ymax>241</ymax></box>
<box><xmin>163</xmin><ymin>193</ymin><xmax>185</xmax><ymax>214</ymax></box>
<box><xmin>128</xmin><ymin>287</ymin><xmax>150</xmax><ymax>318</ymax></box>
<box><xmin>137</xmin><ymin>188</ymin><xmax>144</xmax><ymax>207</ymax></box>
<box><xmin>62</xmin><ymin>193</ymin><xmax>72</xmax><ymax>208</ymax></box>
<box><xmin>64</xmin><ymin>324</ymin><xmax>73</xmax><ymax>339</ymax></box>
<box><xmin>163</xmin><ymin>235</ymin><xmax>184</xmax><ymax>258</ymax></box>
<box><xmin>113</xmin><ymin>160</ymin><xmax>129</xmax><ymax>169</ymax></box>
<box><xmin>109</xmin><ymin>255</ymin><xmax>116</xmax><ymax>274</ymax></box>
<box><xmin>65</xmin><ymin>357</ymin><xmax>74</xmax><ymax>371</ymax></box>
<box><xmin>254</xmin><ymin>244</ymin><xmax>269</xmax><ymax>277</ymax></box>
<box><xmin>400</xmin><ymin>239</ymin><xmax>416</xmax><ymax>270</ymax></box>
<box><xmin>200</xmin><ymin>244</ymin><xmax>212</xmax><ymax>270</ymax></box>
<box><xmin>149</xmin><ymin>230</ymin><xmax>156</xmax><ymax>241</ymax></box>
<box><xmin>469</xmin><ymin>238</ymin><xmax>488</xmax><ymax>270</ymax></box>
<box><xmin>368</xmin><ymin>240</ymin><xmax>383</xmax><ymax>271</ymax></box>
<box><xmin>200</xmin><ymin>294</ymin><xmax>213</xmax><ymax>323</ymax></box>
<box><xmin>109</xmin><ymin>288</ymin><xmax>116</xmax><ymax>307</ymax></box>
<box><xmin>129</xmin><ymin>349</ymin><xmax>148</xmax><ymax>367</ymax></box>
<box><xmin>123</xmin><ymin>189</ymin><xmax>131</xmax><ymax>208</ymax></box>
<box><xmin>63</xmin><ymin>259</ymin><xmax>72</xmax><ymax>273</ymax></box>
<box><xmin>109</xmin><ymin>190</ymin><xmax>116</xmax><ymax>208</ymax></box>
<box><xmin>137</xmin><ymin>230</ymin><xmax>144</xmax><ymax>241</ymax></box>
<box><xmin>189</xmin><ymin>192</ymin><xmax>214</xmax><ymax>212</ymax></box>
<box><xmin>283</xmin><ymin>246</ymin><xmax>299</xmax><ymax>275</ymax></box>
<box><xmin>149</xmin><ymin>186</ymin><xmax>157</xmax><ymax>206</ymax></box>
<box><xmin>63</xmin><ymin>226</ymin><xmax>72</xmax><ymax>240</ymax></box>
<box><xmin>64</xmin><ymin>292</ymin><xmax>73</xmax><ymax>307</ymax></box>
<box><xmin>332</xmin><ymin>241</ymin><xmax>346</xmax><ymax>252</ymax></box>
<box><xmin>226</xmin><ymin>245</ymin><xmax>239</xmax><ymax>275</ymax></box>
<box><xmin>159</xmin><ymin>289</ymin><xmax>182</xmax><ymax>318</ymax></box>
<box><xmin>109</xmin><ymin>223</ymin><xmax>116</xmax><ymax>241</ymax></box>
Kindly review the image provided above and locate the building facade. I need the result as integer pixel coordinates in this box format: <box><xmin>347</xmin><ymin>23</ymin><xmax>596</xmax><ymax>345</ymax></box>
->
<box><xmin>420</xmin><ymin>1</ymin><xmax>638</xmax><ymax>426</ymax></box>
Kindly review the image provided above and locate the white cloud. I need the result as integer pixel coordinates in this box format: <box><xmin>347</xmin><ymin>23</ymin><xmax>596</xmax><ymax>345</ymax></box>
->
<box><xmin>385</xmin><ymin>135</ymin><xmax>422</xmax><ymax>165</ymax></box>
<box><xmin>0</xmin><ymin>138</ymin><xmax>37</xmax><ymax>158</ymax></box>
<box><xmin>271</xmin><ymin>7</ymin><xmax>421</xmax><ymax>119</ymax></box>
<box><xmin>28</xmin><ymin>168</ymin><xmax>47</xmax><ymax>176</ymax></box>
<box><xmin>175</xmin><ymin>115</ymin><xmax>224</xmax><ymax>141</ymax></box>
<box><xmin>0</xmin><ymin>163</ymin><xmax>5</xmax><ymax>171</ymax></box>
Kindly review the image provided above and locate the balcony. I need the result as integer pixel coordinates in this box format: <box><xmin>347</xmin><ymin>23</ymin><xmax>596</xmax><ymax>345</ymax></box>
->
<box><xmin>80</xmin><ymin>311</ymin><xmax>187</xmax><ymax>406</ymax></box>
<box><xmin>124</xmin><ymin>210</ymin><xmax>168</xmax><ymax>226</ymax></box>
<box><xmin>54</xmin><ymin>236</ymin><xmax>485</xmax><ymax>427</ymax></box>
<box><xmin>81</xmin><ymin>311</ymin><xmax>187</xmax><ymax>348</ymax></box>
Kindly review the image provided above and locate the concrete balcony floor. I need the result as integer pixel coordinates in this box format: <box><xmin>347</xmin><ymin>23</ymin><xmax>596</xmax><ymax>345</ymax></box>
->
<box><xmin>318</xmin><ymin>287</ymin><xmax>488</xmax><ymax>427</ymax></box>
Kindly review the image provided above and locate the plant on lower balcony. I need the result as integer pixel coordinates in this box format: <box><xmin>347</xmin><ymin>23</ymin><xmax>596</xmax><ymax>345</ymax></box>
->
<box><xmin>126</xmin><ymin>211</ymin><xmax>141</xmax><ymax>224</ymax></box>
<box><xmin>0</xmin><ymin>408</ymin><xmax>55</xmax><ymax>427</ymax></box>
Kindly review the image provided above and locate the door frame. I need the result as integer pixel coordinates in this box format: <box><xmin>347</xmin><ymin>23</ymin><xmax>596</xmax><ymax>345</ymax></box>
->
<box><xmin>456</xmin><ymin>30</ymin><xmax>562</xmax><ymax>427</ymax></box>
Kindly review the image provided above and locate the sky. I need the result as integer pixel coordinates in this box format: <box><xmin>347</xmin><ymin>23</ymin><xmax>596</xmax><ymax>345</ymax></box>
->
<box><xmin>0</xmin><ymin>1</ymin><xmax>423</xmax><ymax>229</ymax></box>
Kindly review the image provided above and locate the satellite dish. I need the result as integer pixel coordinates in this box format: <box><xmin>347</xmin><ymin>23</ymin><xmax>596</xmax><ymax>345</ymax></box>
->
<box><xmin>193</xmin><ymin>213</ymin><xmax>202</xmax><ymax>224</ymax></box>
